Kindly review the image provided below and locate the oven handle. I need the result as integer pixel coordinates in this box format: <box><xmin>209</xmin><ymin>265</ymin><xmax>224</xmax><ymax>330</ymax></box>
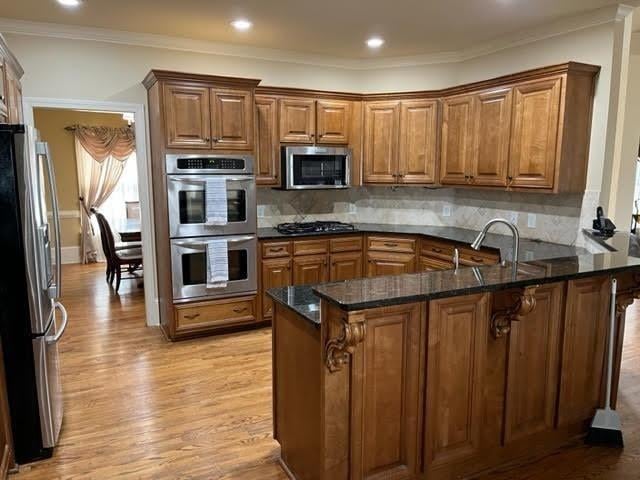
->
<box><xmin>168</xmin><ymin>176</ymin><xmax>251</xmax><ymax>184</ymax></box>
<box><xmin>175</xmin><ymin>236</ymin><xmax>256</xmax><ymax>249</ymax></box>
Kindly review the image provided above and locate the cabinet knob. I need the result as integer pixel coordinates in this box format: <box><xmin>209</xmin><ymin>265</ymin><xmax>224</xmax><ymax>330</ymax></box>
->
<box><xmin>212</xmin><ymin>137</ymin><xmax>219</xmax><ymax>143</ymax></box>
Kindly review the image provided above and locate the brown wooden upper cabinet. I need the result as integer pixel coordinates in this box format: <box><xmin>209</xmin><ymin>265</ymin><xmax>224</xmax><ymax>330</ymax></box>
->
<box><xmin>0</xmin><ymin>37</ymin><xmax>23</xmax><ymax>125</ymax></box>
<box><xmin>279</xmin><ymin>98</ymin><xmax>351</xmax><ymax>144</ymax></box>
<box><xmin>255</xmin><ymin>95</ymin><xmax>280</xmax><ymax>186</ymax></box>
<box><xmin>162</xmin><ymin>82</ymin><xmax>254</xmax><ymax>151</ymax></box>
<box><xmin>364</xmin><ymin>99</ymin><xmax>438</xmax><ymax>185</ymax></box>
<box><xmin>439</xmin><ymin>65</ymin><xmax>597</xmax><ymax>192</ymax></box>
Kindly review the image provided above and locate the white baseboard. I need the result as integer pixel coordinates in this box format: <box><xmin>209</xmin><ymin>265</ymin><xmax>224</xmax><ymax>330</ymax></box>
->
<box><xmin>60</xmin><ymin>246</ymin><xmax>82</xmax><ymax>264</ymax></box>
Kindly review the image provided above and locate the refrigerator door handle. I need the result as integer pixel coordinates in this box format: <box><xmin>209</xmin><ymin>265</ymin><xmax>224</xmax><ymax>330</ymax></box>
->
<box><xmin>45</xmin><ymin>302</ymin><xmax>68</xmax><ymax>344</ymax></box>
<box><xmin>37</xmin><ymin>141</ymin><xmax>62</xmax><ymax>300</ymax></box>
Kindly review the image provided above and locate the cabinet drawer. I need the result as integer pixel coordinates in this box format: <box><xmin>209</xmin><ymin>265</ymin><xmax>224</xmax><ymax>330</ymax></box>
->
<box><xmin>330</xmin><ymin>236</ymin><xmax>363</xmax><ymax>253</ymax></box>
<box><xmin>175</xmin><ymin>296</ymin><xmax>256</xmax><ymax>332</ymax></box>
<box><xmin>420</xmin><ymin>238</ymin><xmax>456</xmax><ymax>261</ymax></box>
<box><xmin>367</xmin><ymin>236</ymin><xmax>416</xmax><ymax>254</ymax></box>
<box><xmin>262</xmin><ymin>241</ymin><xmax>292</xmax><ymax>258</ymax></box>
<box><xmin>458</xmin><ymin>247</ymin><xmax>501</xmax><ymax>266</ymax></box>
<box><xmin>419</xmin><ymin>256</ymin><xmax>455</xmax><ymax>272</ymax></box>
<box><xmin>293</xmin><ymin>239</ymin><xmax>329</xmax><ymax>256</ymax></box>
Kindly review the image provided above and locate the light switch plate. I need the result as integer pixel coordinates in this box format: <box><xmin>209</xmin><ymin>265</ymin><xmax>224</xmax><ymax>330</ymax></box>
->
<box><xmin>442</xmin><ymin>205</ymin><xmax>451</xmax><ymax>217</ymax></box>
<box><xmin>509</xmin><ymin>212</ymin><xmax>518</xmax><ymax>224</ymax></box>
<box><xmin>349</xmin><ymin>203</ymin><xmax>357</xmax><ymax>214</ymax></box>
<box><xmin>527</xmin><ymin>213</ymin><xmax>537</xmax><ymax>228</ymax></box>
<box><xmin>257</xmin><ymin>205</ymin><xmax>265</xmax><ymax>218</ymax></box>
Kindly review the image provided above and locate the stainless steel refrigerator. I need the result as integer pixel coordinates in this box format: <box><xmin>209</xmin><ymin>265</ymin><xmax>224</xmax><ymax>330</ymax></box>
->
<box><xmin>0</xmin><ymin>124</ymin><xmax>67</xmax><ymax>463</ymax></box>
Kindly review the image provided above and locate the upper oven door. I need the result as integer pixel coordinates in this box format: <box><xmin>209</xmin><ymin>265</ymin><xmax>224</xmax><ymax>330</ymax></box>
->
<box><xmin>284</xmin><ymin>146</ymin><xmax>351</xmax><ymax>190</ymax></box>
<box><xmin>170</xmin><ymin>235</ymin><xmax>257</xmax><ymax>302</ymax></box>
<box><xmin>168</xmin><ymin>175</ymin><xmax>256</xmax><ymax>238</ymax></box>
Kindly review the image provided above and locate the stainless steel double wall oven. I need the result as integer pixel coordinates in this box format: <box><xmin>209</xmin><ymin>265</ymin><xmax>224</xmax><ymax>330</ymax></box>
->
<box><xmin>166</xmin><ymin>154</ymin><xmax>257</xmax><ymax>302</ymax></box>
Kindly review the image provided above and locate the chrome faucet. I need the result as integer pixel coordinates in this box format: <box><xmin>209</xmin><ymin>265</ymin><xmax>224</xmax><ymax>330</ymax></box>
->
<box><xmin>471</xmin><ymin>218</ymin><xmax>520</xmax><ymax>266</ymax></box>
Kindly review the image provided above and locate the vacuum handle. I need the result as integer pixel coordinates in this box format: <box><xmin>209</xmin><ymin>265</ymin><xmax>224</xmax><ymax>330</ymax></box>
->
<box><xmin>605</xmin><ymin>278</ymin><xmax>617</xmax><ymax>410</ymax></box>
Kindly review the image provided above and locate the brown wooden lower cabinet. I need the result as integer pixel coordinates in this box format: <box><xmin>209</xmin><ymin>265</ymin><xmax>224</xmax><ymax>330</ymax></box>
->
<box><xmin>174</xmin><ymin>295</ymin><xmax>256</xmax><ymax>334</ymax></box>
<box><xmin>329</xmin><ymin>251</ymin><xmax>363</xmax><ymax>281</ymax></box>
<box><xmin>272</xmin><ymin>273</ymin><xmax>624</xmax><ymax>480</ymax></box>
<box><xmin>419</xmin><ymin>255</ymin><xmax>454</xmax><ymax>271</ymax></box>
<box><xmin>261</xmin><ymin>257</ymin><xmax>292</xmax><ymax>319</ymax></box>
<box><xmin>293</xmin><ymin>254</ymin><xmax>329</xmax><ymax>286</ymax></box>
<box><xmin>366</xmin><ymin>251</ymin><xmax>416</xmax><ymax>277</ymax></box>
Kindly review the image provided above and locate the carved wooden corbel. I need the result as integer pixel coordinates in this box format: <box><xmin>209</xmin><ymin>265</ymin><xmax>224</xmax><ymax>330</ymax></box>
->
<box><xmin>615</xmin><ymin>273</ymin><xmax>640</xmax><ymax>318</ymax></box>
<box><xmin>325</xmin><ymin>322</ymin><xmax>366</xmax><ymax>373</ymax></box>
<box><xmin>490</xmin><ymin>284</ymin><xmax>539</xmax><ymax>338</ymax></box>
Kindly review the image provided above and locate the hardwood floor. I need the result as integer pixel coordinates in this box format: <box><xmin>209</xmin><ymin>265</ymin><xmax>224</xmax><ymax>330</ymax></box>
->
<box><xmin>10</xmin><ymin>263</ymin><xmax>640</xmax><ymax>479</ymax></box>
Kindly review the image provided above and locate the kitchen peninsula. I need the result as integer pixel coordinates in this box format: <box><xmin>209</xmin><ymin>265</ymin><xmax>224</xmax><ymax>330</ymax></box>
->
<box><xmin>269</xmin><ymin>250</ymin><xmax>640</xmax><ymax>480</ymax></box>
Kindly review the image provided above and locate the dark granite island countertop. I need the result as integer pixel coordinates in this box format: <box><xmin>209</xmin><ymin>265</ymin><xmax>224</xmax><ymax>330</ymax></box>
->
<box><xmin>311</xmin><ymin>252</ymin><xmax>640</xmax><ymax>311</ymax></box>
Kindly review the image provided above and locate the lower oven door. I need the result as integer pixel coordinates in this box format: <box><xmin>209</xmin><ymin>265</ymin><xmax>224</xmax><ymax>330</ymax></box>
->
<box><xmin>171</xmin><ymin>235</ymin><xmax>257</xmax><ymax>302</ymax></box>
<box><xmin>167</xmin><ymin>175</ymin><xmax>256</xmax><ymax>238</ymax></box>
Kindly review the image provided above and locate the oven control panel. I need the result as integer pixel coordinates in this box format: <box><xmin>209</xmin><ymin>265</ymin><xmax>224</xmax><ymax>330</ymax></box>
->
<box><xmin>177</xmin><ymin>157</ymin><xmax>246</xmax><ymax>170</ymax></box>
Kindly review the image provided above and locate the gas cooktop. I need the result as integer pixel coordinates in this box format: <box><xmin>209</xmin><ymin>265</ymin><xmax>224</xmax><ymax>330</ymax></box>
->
<box><xmin>276</xmin><ymin>221</ymin><xmax>356</xmax><ymax>235</ymax></box>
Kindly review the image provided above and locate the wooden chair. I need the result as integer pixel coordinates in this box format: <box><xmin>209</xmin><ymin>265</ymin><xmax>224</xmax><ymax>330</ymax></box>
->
<box><xmin>93</xmin><ymin>210</ymin><xmax>143</xmax><ymax>293</ymax></box>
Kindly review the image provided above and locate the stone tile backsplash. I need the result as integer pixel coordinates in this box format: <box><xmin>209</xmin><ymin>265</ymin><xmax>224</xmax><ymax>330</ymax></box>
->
<box><xmin>257</xmin><ymin>187</ymin><xmax>597</xmax><ymax>247</ymax></box>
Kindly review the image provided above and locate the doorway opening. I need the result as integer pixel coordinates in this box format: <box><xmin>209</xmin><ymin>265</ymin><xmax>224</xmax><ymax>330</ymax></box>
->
<box><xmin>32</xmin><ymin>107</ymin><xmax>149</xmax><ymax>316</ymax></box>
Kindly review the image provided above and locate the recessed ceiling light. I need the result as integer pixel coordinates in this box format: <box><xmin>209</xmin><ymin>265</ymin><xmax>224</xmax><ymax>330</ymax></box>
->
<box><xmin>366</xmin><ymin>37</ymin><xmax>384</xmax><ymax>49</ymax></box>
<box><xmin>57</xmin><ymin>0</ymin><xmax>83</xmax><ymax>7</ymax></box>
<box><xmin>231</xmin><ymin>19</ymin><xmax>253</xmax><ymax>31</ymax></box>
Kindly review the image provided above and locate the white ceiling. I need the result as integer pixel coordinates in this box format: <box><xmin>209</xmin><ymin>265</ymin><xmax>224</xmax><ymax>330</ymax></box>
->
<box><xmin>0</xmin><ymin>0</ymin><xmax>636</xmax><ymax>59</ymax></box>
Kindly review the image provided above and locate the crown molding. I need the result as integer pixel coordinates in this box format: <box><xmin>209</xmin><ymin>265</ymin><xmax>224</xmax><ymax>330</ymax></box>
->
<box><xmin>0</xmin><ymin>5</ymin><xmax>631</xmax><ymax>71</ymax></box>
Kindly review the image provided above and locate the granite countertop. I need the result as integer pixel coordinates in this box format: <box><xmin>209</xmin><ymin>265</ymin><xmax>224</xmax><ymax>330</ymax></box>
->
<box><xmin>258</xmin><ymin>223</ymin><xmax>586</xmax><ymax>262</ymax></box>
<box><xmin>311</xmin><ymin>252</ymin><xmax>640</xmax><ymax>311</ymax></box>
<box><xmin>582</xmin><ymin>228</ymin><xmax>640</xmax><ymax>257</ymax></box>
<box><xmin>267</xmin><ymin>285</ymin><xmax>321</xmax><ymax>326</ymax></box>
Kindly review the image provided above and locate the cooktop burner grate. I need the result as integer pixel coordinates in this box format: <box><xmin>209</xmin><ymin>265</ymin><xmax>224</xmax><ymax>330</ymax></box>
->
<box><xmin>276</xmin><ymin>221</ymin><xmax>356</xmax><ymax>234</ymax></box>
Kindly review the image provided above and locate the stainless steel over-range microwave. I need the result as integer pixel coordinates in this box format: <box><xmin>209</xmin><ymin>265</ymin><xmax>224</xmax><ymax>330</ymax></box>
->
<box><xmin>281</xmin><ymin>146</ymin><xmax>351</xmax><ymax>190</ymax></box>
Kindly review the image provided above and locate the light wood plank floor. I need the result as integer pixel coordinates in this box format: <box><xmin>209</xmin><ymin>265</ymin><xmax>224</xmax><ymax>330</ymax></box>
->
<box><xmin>11</xmin><ymin>264</ymin><xmax>640</xmax><ymax>479</ymax></box>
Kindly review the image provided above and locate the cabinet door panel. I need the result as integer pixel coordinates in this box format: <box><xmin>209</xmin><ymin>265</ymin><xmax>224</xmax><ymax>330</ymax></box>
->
<box><xmin>279</xmin><ymin>98</ymin><xmax>315</xmax><ymax>143</ymax></box>
<box><xmin>316</xmin><ymin>100</ymin><xmax>351</xmax><ymax>144</ymax></box>
<box><xmin>164</xmin><ymin>84</ymin><xmax>211</xmax><ymax>149</ymax></box>
<box><xmin>503</xmin><ymin>283</ymin><xmax>563</xmax><ymax>443</ymax></box>
<box><xmin>6</xmin><ymin>67</ymin><xmax>22</xmax><ymax>124</ymax></box>
<box><xmin>425</xmin><ymin>294</ymin><xmax>488</xmax><ymax>469</ymax></box>
<box><xmin>330</xmin><ymin>251</ymin><xmax>363</xmax><ymax>281</ymax></box>
<box><xmin>293</xmin><ymin>254</ymin><xmax>328</xmax><ymax>286</ymax></box>
<box><xmin>363</xmin><ymin>101</ymin><xmax>400</xmax><ymax>184</ymax></box>
<box><xmin>557</xmin><ymin>276</ymin><xmax>610</xmax><ymax>427</ymax></box>
<box><xmin>509</xmin><ymin>77</ymin><xmax>562</xmax><ymax>189</ymax></box>
<box><xmin>366</xmin><ymin>251</ymin><xmax>415</xmax><ymax>277</ymax></box>
<box><xmin>211</xmin><ymin>89</ymin><xmax>253</xmax><ymax>150</ymax></box>
<box><xmin>358</xmin><ymin>304</ymin><xmax>423</xmax><ymax>479</ymax></box>
<box><xmin>255</xmin><ymin>96</ymin><xmax>280</xmax><ymax>185</ymax></box>
<box><xmin>419</xmin><ymin>256</ymin><xmax>454</xmax><ymax>272</ymax></box>
<box><xmin>399</xmin><ymin>99</ymin><xmax>438</xmax><ymax>184</ymax></box>
<box><xmin>261</xmin><ymin>258</ymin><xmax>292</xmax><ymax>318</ymax></box>
<box><xmin>440</xmin><ymin>96</ymin><xmax>474</xmax><ymax>185</ymax></box>
<box><xmin>472</xmin><ymin>88</ymin><xmax>512</xmax><ymax>187</ymax></box>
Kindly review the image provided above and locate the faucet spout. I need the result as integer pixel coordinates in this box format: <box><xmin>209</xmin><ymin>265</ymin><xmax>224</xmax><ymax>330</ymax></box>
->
<box><xmin>470</xmin><ymin>218</ymin><xmax>520</xmax><ymax>266</ymax></box>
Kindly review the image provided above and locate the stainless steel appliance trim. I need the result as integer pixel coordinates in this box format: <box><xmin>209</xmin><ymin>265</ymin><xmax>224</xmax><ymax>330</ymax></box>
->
<box><xmin>170</xmin><ymin>235</ymin><xmax>257</xmax><ymax>301</ymax></box>
<box><xmin>167</xmin><ymin>174</ymin><xmax>257</xmax><ymax>238</ymax></box>
<box><xmin>39</xmin><ymin>141</ymin><xmax>62</xmax><ymax>300</ymax></box>
<box><xmin>33</xmin><ymin>317</ymin><xmax>63</xmax><ymax>448</ymax></box>
<box><xmin>45</xmin><ymin>302</ymin><xmax>68</xmax><ymax>344</ymax></box>
<box><xmin>165</xmin><ymin>153</ymin><xmax>254</xmax><ymax>175</ymax></box>
<box><xmin>283</xmin><ymin>145</ymin><xmax>351</xmax><ymax>190</ymax></box>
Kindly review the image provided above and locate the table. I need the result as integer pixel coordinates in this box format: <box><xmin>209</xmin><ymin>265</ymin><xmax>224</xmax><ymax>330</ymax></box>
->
<box><xmin>118</xmin><ymin>219</ymin><xmax>141</xmax><ymax>243</ymax></box>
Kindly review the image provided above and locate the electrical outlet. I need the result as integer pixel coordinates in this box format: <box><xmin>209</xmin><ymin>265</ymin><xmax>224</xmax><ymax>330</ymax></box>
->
<box><xmin>257</xmin><ymin>205</ymin><xmax>265</xmax><ymax>218</ymax></box>
<box><xmin>527</xmin><ymin>213</ymin><xmax>537</xmax><ymax>228</ymax></box>
<box><xmin>442</xmin><ymin>205</ymin><xmax>451</xmax><ymax>217</ymax></box>
<box><xmin>509</xmin><ymin>212</ymin><xmax>518</xmax><ymax>225</ymax></box>
<box><xmin>349</xmin><ymin>203</ymin><xmax>357</xmax><ymax>214</ymax></box>
<box><xmin>525</xmin><ymin>251</ymin><xmax>535</xmax><ymax>261</ymax></box>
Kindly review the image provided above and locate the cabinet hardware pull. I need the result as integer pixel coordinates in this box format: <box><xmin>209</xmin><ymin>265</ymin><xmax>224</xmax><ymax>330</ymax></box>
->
<box><xmin>432</xmin><ymin>247</ymin><xmax>442</xmax><ymax>253</ymax></box>
<box><xmin>384</xmin><ymin>242</ymin><xmax>398</xmax><ymax>247</ymax></box>
<box><xmin>233</xmin><ymin>307</ymin><xmax>248</xmax><ymax>313</ymax></box>
<box><xmin>184</xmin><ymin>313</ymin><xmax>200</xmax><ymax>320</ymax></box>
<box><xmin>204</xmin><ymin>138</ymin><xmax>210</xmax><ymax>142</ymax></box>
<box><xmin>270</xmin><ymin>247</ymin><xmax>285</xmax><ymax>252</ymax></box>
<box><xmin>471</xmin><ymin>256</ymin><xmax>484</xmax><ymax>262</ymax></box>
